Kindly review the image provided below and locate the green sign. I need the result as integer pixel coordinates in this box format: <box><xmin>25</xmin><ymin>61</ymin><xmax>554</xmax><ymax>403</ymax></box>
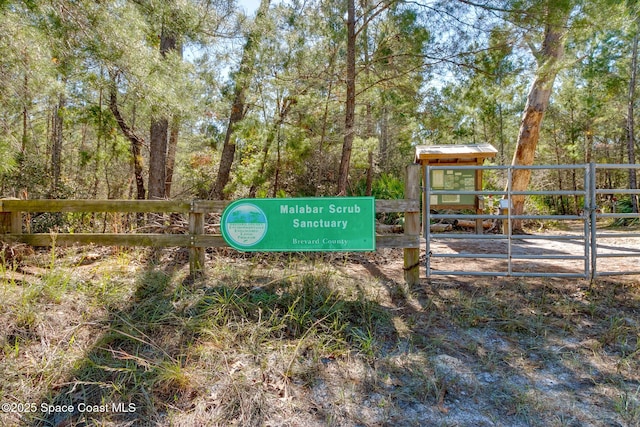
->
<box><xmin>429</xmin><ymin>168</ymin><xmax>476</xmax><ymax>206</ymax></box>
<box><xmin>221</xmin><ymin>197</ymin><xmax>376</xmax><ymax>252</ymax></box>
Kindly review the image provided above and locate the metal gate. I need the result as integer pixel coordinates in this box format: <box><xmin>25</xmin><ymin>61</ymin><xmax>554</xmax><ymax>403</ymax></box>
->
<box><xmin>590</xmin><ymin>164</ymin><xmax>640</xmax><ymax>278</ymax></box>
<box><xmin>424</xmin><ymin>164</ymin><xmax>640</xmax><ymax>279</ymax></box>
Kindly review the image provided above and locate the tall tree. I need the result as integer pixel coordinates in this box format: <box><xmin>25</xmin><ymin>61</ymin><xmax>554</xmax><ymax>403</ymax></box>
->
<box><xmin>627</xmin><ymin>10</ymin><xmax>639</xmax><ymax>213</ymax></box>
<box><xmin>508</xmin><ymin>1</ymin><xmax>573</xmax><ymax>226</ymax></box>
<box><xmin>165</xmin><ymin>116</ymin><xmax>180</xmax><ymax>197</ymax></box>
<box><xmin>248</xmin><ymin>96</ymin><xmax>295</xmax><ymax>198</ymax></box>
<box><xmin>109</xmin><ymin>74</ymin><xmax>147</xmax><ymax>200</ymax></box>
<box><xmin>337</xmin><ymin>0</ymin><xmax>356</xmax><ymax>196</ymax></box>
<box><xmin>149</xmin><ymin>20</ymin><xmax>179</xmax><ymax>200</ymax></box>
<box><xmin>338</xmin><ymin>0</ymin><xmax>429</xmax><ymax>195</ymax></box>
<box><xmin>50</xmin><ymin>94</ymin><xmax>65</xmax><ymax>195</ymax></box>
<box><xmin>211</xmin><ymin>0</ymin><xmax>270</xmax><ymax>200</ymax></box>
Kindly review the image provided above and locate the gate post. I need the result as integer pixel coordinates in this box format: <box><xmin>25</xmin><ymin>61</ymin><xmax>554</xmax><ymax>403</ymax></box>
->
<box><xmin>404</xmin><ymin>165</ymin><xmax>421</xmax><ymax>287</ymax></box>
<box><xmin>589</xmin><ymin>163</ymin><xmax>597</xmax><ymax>281</ymax></box>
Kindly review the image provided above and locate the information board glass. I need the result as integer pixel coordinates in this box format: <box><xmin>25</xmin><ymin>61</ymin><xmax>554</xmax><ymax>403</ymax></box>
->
<box><xmin>429</xmin><ymin>169</ymin><xmax>476</xmax><ymax>206</ymax></box>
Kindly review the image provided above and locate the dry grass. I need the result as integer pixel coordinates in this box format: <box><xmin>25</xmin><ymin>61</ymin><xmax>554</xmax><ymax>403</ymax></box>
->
<box><xmin>0</xmin><ymin>246</ymin><xmax>638</xmax><ymax>426</ymax></box>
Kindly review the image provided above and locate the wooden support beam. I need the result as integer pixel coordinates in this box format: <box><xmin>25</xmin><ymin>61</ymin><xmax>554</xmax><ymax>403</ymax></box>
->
<box><xmin>404</xmin><ymin>164</ymin><xmax>421</xmax><ymax>287</ymax></box>
<box><xmin>189</xmin><ymin>203</ymin><xmax>205</xmax><ymax>278</ymax></box>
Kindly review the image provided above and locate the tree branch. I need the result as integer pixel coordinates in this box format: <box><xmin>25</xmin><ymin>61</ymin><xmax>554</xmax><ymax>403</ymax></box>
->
<box><xmin>108</xmin><ymin>80</ymin><xmax>145</xmax><ymax>148</ymax></box>
<box><xmin>355</xmin><ymin>0</ymin><xmax>399</xmax><ymax>38</ymax></box>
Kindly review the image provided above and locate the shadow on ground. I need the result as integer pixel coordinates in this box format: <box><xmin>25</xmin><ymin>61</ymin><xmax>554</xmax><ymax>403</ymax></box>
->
<box><xmin>28</xmin><ymin>250</ymin><xmax>405</xmax><ymax>426</ymax></box>
<box><xmin>6</xmin><ymin>248</ymin><xmax>638</xmax><ymax>426</ymax></box>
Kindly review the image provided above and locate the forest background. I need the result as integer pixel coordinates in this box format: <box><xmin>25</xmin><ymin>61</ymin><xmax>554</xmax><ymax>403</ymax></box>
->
<box><xmin>1</xmin><ymin>0</ymin><xmax>639</xmax><ymax>224</ymax></box>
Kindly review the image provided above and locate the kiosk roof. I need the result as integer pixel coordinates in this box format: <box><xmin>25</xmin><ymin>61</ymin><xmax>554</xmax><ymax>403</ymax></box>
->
<box><xmin>415</xmin><ymin>143</ymin><xmax>498</xmax><ymax>164</ymax></box>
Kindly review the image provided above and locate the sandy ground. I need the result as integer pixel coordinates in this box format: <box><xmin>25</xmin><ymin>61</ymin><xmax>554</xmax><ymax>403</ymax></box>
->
<box><xmin>423</xmin><ymin>222</ymin><xmax>640</xmax><ymax>280</ymax></box>
<box><xmin>1</xmin><ymin>224</ymin><xmax>639</xmax><ymax>427</ymax></box>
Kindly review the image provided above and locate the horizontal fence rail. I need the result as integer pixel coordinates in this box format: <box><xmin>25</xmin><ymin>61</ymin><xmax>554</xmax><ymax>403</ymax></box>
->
<box><xmin>4</xmin><ymin>164</ymin><xmax>638</xmax><ymax>282</ymax></box>
<box><xmin>1</xmin><ymin>166</ymin><xmax>424</xmax><ymax>284</ymax></box>
<box><xmin>0</xmin><ymin>199</ymin><xmax>420</xmax><ymax>249</ymax></box>
<box><xmin>1</xmin><ymin>197</ymin><xmax>421</xmax><ymax>280</ymax></box>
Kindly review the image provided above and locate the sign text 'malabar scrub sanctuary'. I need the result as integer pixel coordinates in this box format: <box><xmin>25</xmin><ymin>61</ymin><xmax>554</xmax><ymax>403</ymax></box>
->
<box><xmin>221</xmin><ymin>197</ymin><xmax>376</xmax><ymax>252</ymax></box>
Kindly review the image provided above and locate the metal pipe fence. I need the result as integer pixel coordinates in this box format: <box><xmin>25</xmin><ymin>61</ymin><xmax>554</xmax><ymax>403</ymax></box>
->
<box><xmin>424</xmin><ymin>163</ymin><xmax>639</xmax><ymax>280</ymax></box>
<box><xmin>591</xmin><ymin>164</ymin><xmax>640</xmax><ymax>278</ymax></box>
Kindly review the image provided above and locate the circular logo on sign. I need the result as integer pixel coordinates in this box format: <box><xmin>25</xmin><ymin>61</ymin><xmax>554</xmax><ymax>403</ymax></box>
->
<box><xmin>223</xmin><ymin>203</ymin><xmax>268</xmax><ymax>248</ymax></box>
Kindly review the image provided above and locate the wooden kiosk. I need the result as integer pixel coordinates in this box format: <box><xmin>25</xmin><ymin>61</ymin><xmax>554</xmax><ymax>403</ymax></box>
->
<box><xmin>415</xmin><ymin>143</ymin><xmax>498</xmax><ymax>234</ymax></box>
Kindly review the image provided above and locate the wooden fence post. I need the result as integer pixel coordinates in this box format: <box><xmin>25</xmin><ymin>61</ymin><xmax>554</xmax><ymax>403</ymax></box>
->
<box><xmin>189</xmin><ymin>201</ymin><xmax>205</xmax><ymax>277</ymax></box>
<box><xmin>0</xmin><ymin>198</ymin><xmax>22</xmax><ymax>235</ymax></box>
<box><xmin>0</xmin><ymin>200</ymin><xmax>8</xmax><ymax>234</ymax></box>
<box><xmin>404</xmin><ymin>165</ymin><xmax>421</xmax><ymax>287</ymax></box>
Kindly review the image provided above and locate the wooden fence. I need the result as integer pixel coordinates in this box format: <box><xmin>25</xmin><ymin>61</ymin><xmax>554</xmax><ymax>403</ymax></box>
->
<box><xmin>1</xmin><ymin>166</ymin><xmax>421</xmax><ymax>285</ymax></box>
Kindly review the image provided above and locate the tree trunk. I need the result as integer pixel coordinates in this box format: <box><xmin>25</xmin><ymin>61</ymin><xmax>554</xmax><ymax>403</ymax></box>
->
<box><xmin>22</xmin><ymin>74</ymin><xmax>28</xmax><ymax>155</ymax></box>
<box><xmin>248</xmin><ymin>97</ymin><xmax>293</xmax><ymax>198</ymax></box>
<box><xmin>361</xmin><ymin>3</ymin><xmax>374</xmax><ymax>198</ymax></box>
<box><xmin>148</xmin><ymin>117</ymin><xmax>168</xmax><ymax>199</ymax></box>
<box><xmin>213</xmin><ymin>91</ymin><xmax>246</xmax><ymax>200</ymax></box>
<box><xmin>552</xmin><ymin>118</ymin><xmax>567</xmax><ymax>214</ymax></box>
<box><xmin>165</xmin><ymin>116</ymin><xmax>180</xmax><ymax>198</ymax></box>
<box><xmin>50</xmin><ymin>94</ymin><xmax>64</xmax><ymax>196</ymax></box>
<box><xmin>315</xmin><ymin>86</ymin><xmax>332</xmax><ymax>196</ymax></box>
<box><xmin>509</xmin><ymin>8</ymin><xmax>570</xmax><ymax>230</ymax></box>
<box><xmin>211</xmin><ymin>0</ymin><xmax>270</xmax><ymax>200</ymax></box>
<box><xmin>337</xmin><ymin>0</ymin><xmax>356</xmax><ymax>196</ymax></box>
<box><xmin>314</xmin><ymin>46</ymin><xmax>337</xmax><ymax>195</ymax></box>
<box><xmin>109</xmin><ymin>76</ymin><xmax>146</xmax><ymax>200</ymax></box>
<box><xmin>273</xmin><ymin>129</ymin><xmax>282</xmax><ymax>197</ymax></box>
<box><xmin>627</xmin><ymin>23</ymin><xmax>639</xmax><ymax>213</ymax></box>
<box><xmin>148</xmin><ymin>30</ymin><xmax>177</xmax><ymax>200</ymax></box>
<box><xmin>380</xmin><ymin>104</ymin><xmax>389</xmax><ymax>171</ymax></box>
<box><xmin>585</xmin><ymin>121</ymin><xmax>593</xmax><ymax>164</ymax></box>
<box><xmin>365</xmin><ymin>150</ymin><xmax>373</xmax><ymax>196</ymax></box>
<box><xmin>498</xmin><ymin>103</ymin><xmax>505</xmax><ymax>165</ymax></box>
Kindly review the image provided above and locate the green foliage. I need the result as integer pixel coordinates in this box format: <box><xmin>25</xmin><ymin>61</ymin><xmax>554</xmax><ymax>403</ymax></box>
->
<box><xmin>0</xmin><ymin>0</ymin><xmax>636</xmax><ymax>201</ymax></box>
<box><xmin>352</xmin><ymin>174</ymin><xmax>405</xmax><ymax>224</ymax></box>
<box><xmin>351</xmin><ymin>174</ymin><xmax>404</xmax><ymax>199</ymax></box>
<box><xmin>1</xmin><ymin>156</ymin><xmax>49</xmax><ymax>199</ymax></box>
<box><xmin>616</xmin><ymin>196</ymin><xmax>635</xmax><ymax>214</ymax></box>
<box><xmin>611</xmin><ymin>197</ymin><xmax>639</xmax><ymax>225</ymax></box>
<box><xmin>0</xmin><ymin>142</ymin><xmax>16</xmax><ymax>176</ymax></box>
<box><xmin>184</xmin><ymin>268</ymin><xmax>391</xmax><ymax>361</ymax></box>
